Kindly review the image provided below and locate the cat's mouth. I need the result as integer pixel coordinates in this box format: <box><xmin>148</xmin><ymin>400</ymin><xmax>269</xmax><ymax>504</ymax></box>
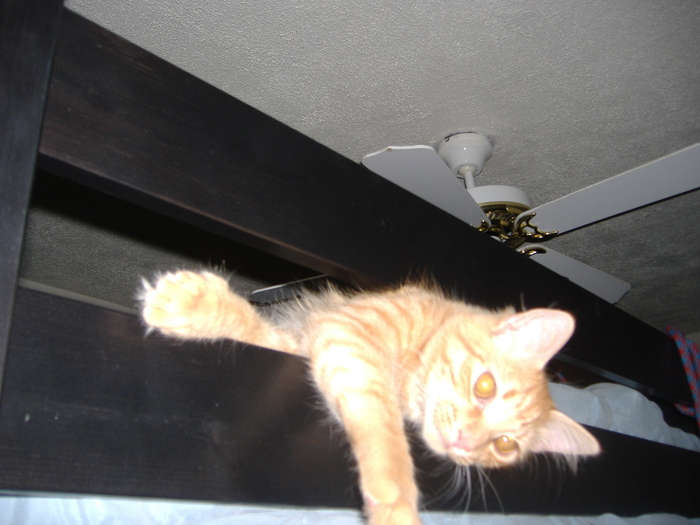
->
<box><xmin>433</xmin><ymin>429</ymin><xmax>478</xmax><ymax>463</ymax></box>
<box><xmin>423</xmin><ymin>415</ymin><xmax>481</xmax><ymax>464</ymax></box>
<box><xmin>447</xmin><ymin>447</ymin><xmax>475</xmax><ymax>463</ymax></box>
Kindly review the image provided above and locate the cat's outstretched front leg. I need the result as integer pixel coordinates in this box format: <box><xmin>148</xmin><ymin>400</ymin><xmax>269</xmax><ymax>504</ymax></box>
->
<box><xmin>141</xmin><ymin>270</ymin><xmax>296</xmax><ymax>353</ymax></box>
<box><xmin>311</xmin><ymin>344</ymin><xmax>421</xmax><ymax>525</ymax></box>
<box><xmin>325</xmin><ymin>380</ymin><xmax>420</xmax><ymax>525</ymax></box>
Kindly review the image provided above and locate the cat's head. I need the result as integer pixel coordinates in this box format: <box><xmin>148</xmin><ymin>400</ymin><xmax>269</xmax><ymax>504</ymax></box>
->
<box><xmin>419</xmin><ymin>307</ymin><xmax>600</xmax><ymax>469</ymax></box>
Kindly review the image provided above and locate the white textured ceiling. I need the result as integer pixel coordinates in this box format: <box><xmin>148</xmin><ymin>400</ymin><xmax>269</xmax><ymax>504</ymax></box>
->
<box><xmin>63</xmin><ymin>0</ymin><xmax>700</xmax><ymax>334</ymax></box>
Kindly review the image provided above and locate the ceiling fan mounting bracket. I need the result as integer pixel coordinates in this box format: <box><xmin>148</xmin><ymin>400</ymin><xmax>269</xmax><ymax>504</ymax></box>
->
<box><xmin>436</xmin><ymin>132</ymin><xmax>494</xmax><ymax>187</ymax></box>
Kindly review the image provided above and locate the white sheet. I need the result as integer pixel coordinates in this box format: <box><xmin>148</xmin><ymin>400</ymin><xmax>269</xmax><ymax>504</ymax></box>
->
<box><xmin>549</xmin><ymin>382</ymin><xmax>700</xmax><ymax>452</ymax></box>
<box><xmin>1</xmin><ymin>497</ymin><xmax>697</xmax><ymax>525</ymax></box>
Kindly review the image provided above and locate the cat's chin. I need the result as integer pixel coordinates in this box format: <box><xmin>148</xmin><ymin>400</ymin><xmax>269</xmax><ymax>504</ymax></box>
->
<box><xmin>422</xmin><ymin>428</ymin><xmax>478</xmax><ymax>466</ymax></box>
<box><xmin>424</xmin><ymin>429</ymin><xmax>517</xmax><ymax>469</ymax></box>
<box><xmin>445</xmin><ymin>449</ymin><xmax>478</xmax><ymax>467</ymax></box>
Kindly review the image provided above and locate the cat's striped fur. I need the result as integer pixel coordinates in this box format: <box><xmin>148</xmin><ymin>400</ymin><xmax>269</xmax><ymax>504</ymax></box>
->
<box><xmin>140</xmin><ymin>270</ymin><xmax>599</xmax><ymax>525</ymax></box>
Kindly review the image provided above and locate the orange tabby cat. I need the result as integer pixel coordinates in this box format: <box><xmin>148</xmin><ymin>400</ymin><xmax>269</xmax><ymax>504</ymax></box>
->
<box><xmin>140</xmin><ymin>270</ymin><xmax>599</xmax><ymax>525</ymax></box>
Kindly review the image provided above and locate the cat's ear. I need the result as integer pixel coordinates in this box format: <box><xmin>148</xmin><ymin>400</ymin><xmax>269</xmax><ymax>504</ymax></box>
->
<box><xmin>491</xmin><ymin>309</ymin><xmax>575</xmax><ymax>369</ymax></box>
<box><xmin>531</xmin><ymin>410</ymin><xmax>600</xmax><ymax>456</ymax></box>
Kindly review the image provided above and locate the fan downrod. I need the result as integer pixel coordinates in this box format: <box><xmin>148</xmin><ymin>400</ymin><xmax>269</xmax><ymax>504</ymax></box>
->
<box><xmin>436</xmin><ymin>132</ymin><xmax>558</xmax><ymax>247</ymax></box>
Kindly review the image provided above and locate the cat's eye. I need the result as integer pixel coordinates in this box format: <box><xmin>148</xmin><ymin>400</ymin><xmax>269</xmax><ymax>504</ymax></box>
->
<box><xmin>474</xmin><ymin>371</ymin><xmax>496</xmax><ymax>399</ymax></box>
<box><xmin>493</xmin><ymin>435</ymin><xmax>518</xmax><ymax>455</ymax></box>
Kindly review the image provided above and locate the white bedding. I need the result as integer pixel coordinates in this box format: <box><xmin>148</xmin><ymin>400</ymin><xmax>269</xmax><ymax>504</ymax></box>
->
<box><xmin>548</xmin><ymin>382</ymin><xmax>700</xmax><ymax>453</ymax></box>
<box><xmin>2</xmin><ymin>382</ymin><xmax>699</xmax><ymax>524</ymax></box>
<box><xmin>1</xmin><ymin>497</ymin><xmax>698</xmax><ymax>525</ymax></box>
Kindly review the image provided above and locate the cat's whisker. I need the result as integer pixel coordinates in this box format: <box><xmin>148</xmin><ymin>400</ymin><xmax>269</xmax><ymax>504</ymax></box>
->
<box><xmin>452</xmin><ymin>464</ymin><xmax>471</xmax><ymax>511</ymax></box>
<box><xmin>476</xmin><ymin>465</ymin><xmax>504</xmax><ymax>514</ymax></box>
<box><xmin>447</xmin><ymin>466</ymin><xmax>464</xmax><ymax>512</ymax></box>
<box><xmin>421</xmin><ymin>457</ymin><xmax>477</xmax><ymax>515</ymax></box>
<box><xmin>464</xmin><ymin>466</ymin><xmax>473</xmax><ymax>512</ymax></box>
<box><xmin>419</xmin><ymin>456</ymin><xmax>451</xmax><ymax>507</ymax></box>
<box><xmin>471</xmin><ymin>466</ymin><xmax>485</xmax><ymax>512</ymax></box>
<box><xmin>419</xmin><ymin>472</ymin><xmax>451</xmax><ymax>509</ymax></box>
<box><xmin>432</xmin><ymin>461</ymin><xmax>467</xmax><ymax>513</ymax></box>
<box><xmin>424</xmin><ymin>460</ymin><xmax>469</xmax><ymax>513</ymax></box>
<box><xmin>448</xmin><ymin>464</ymin><xmax>470</xmax><ymax>513</ymax></box>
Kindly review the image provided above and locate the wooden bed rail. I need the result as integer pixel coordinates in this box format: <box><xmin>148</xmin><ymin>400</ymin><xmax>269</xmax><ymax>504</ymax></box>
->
<box><xmin>1</xmin><ymin>284</ymin><xmax>698</xmax><ymax>516</ymax></box>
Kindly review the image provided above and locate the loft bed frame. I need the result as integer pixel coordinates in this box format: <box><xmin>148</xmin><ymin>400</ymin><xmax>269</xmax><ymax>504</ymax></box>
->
<box><xmin>2</xmin><ymin>2</ymin><xmax>699</xmax><ymax>518</ymax></box>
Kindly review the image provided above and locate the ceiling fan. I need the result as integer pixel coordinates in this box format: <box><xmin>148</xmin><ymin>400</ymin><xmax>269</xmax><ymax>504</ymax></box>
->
<box><xmin>361</xmin><ymin>132</ymin><xmax>700</xmax><ymax>304</ymax></box>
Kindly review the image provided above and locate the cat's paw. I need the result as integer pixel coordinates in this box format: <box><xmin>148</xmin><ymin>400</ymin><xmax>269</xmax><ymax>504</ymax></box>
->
<box><xmin>364</xmin><ymin>483</ymin><xmax>421</xmax><ymax>525</ymax></box>
<box><xmin>365</xmin><ymin>497</ymin><xmax>421</xmax><ymax>525</ymax></box>
<box><xmin>140</xmin><ymin>270</ymin><xmax>233</xmax><ymax>339</ymax></box>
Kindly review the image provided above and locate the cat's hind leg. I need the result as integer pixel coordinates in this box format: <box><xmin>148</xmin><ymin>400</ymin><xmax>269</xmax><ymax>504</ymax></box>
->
<box><xmin>140</xmin><ymin>270</ymin><xmax>296</xmax><ymax>353</ymax></box>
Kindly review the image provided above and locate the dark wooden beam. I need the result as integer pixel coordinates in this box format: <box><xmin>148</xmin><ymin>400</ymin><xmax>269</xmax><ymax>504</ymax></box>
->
<box><xmin>0</xmin><ymin>0</ymin><xmax>63</xmax><ymax>398</ymax></box>
<box><xmin>0</xmin><ymin>285</ymin><xmax>357</xmax><ymax>507</ymax></box>
<box><xmin>38</xmin><ymin>10</ymin><xmax>691</xmax><ymax>405</ymax></box>
<box><xmin>2</xmin><ymin>285</ymin><xmax>698</xmax><ymax>517</ymax></box>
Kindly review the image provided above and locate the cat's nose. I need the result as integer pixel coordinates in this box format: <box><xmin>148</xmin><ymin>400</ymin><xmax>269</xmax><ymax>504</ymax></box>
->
<box><xmin>453</xmin><ymin>430</ymin><xmax>474</xmax><ymax>452</ymax></box>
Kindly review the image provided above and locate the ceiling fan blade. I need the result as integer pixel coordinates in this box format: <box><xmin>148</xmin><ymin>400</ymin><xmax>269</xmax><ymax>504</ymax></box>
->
<box><xmin>523</xmin><ymin>245</ymin><xmax>631</xmax><ymax>304</ymax></box>
<box><xmin>362</xmin><ymin>145</ymin><xmax>489</xmax><ymax>229</ymax></box>
<box><xmin>520</xmin><ymin>143</ymin><xmax>700</xmax><ymax>234</ymax></box>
